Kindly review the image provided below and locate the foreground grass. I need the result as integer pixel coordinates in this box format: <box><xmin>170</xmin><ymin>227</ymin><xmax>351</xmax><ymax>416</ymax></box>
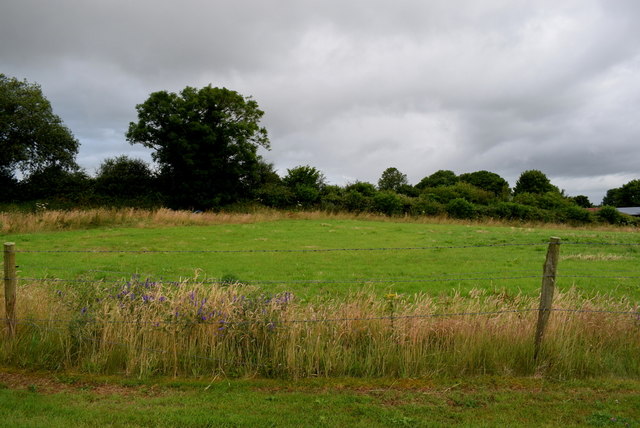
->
<box><xmin>2</xmin><ymin>281</ymin><xmax>638</xmax><ymax>379</ymax></box>
<box><xmin>1</xmin><ymin>372</ymin><xmax>639</xmax><ymax>427</ymax></box>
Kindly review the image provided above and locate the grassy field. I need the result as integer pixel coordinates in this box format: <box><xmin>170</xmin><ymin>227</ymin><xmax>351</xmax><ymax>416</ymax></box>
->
<box><xmin>3</xmin><ymin>213</ymin><xmax>640</xmax><ymax>299</ymax></box>
<box><xmin>1</xmin><ymin>372</ymin><xmax>639</xmax><ymax>427</ymax></box>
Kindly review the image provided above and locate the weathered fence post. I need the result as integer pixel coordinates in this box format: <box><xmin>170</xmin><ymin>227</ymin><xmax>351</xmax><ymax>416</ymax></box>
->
<box><xmin>4</xmin><ymin>242</ymin><xmax>17</xmax><ymax>337</ymax></box>
<box><xmin>534</xmin><ymin>237</ymin><xmax>560</xmax><ymax>360</ymax></box>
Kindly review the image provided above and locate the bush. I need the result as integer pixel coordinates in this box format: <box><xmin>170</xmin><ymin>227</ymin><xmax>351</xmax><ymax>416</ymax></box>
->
<box><xmin>446</xmin><ymin>198</ymin><xmax>476</xmax><ymax>219</ymax></box>
<box><xmin>409</xmin><ymin>196</ymin><xmax>445</xmax><ymax>216</ymax></box>
<box><xmin>422</xmin><ymin>182</ymin><xmax>494</xmax><ymax>205</ymax></box>
<box><xmin>341</xmin><ymin>190</ymin><xmax>373</xmax><ymax>213</ymax></box>
<box><xmin>513</xmin><ymin>192</ymin><xmax>574</xmax><ymax>210</ymax></box>
<box><xmin>255</xmin><ymin>183</ymin><xmax>292</xmax><ymax>208</ymax></box>
<box><xmin>372</xmin><ymin>191</ymin><xmax>404</xmax><ymax>216</ymax></box>
<box><xmin>344</xmin><ymin>181</ymin><xmax>377</xmax><ymax>197</ymax></box>
<box><xmin>558</xmin><ymin>206</ymin><xmax>593</xmax><ymax>224</ymax></box>
<box><xmin>21</xmin><ymin>166</ymin><xmax>93</xmax><ymax>205</ymax></box>
<box><xmin>488</xmin><ymin>202</ymin><xmax>544</xmax><ymax>222</ymax></box>
<box><xmin>597</xmin><ymin>206</ymin><xmax>625</xmax><ymax>225</ymax></box>
<box><xmin>319</xmin><ymin>186</ymin><xmax>344</xmax><ymax>213</ymax></box>
<box><xmin>95</xmin><ymin>156</ymin><xmax>156</xmax><ymax>200</ymax></box>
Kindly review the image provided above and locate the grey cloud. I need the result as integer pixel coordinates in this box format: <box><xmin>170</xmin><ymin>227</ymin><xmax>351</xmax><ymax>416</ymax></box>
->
<box><xmin>2</xmin><ymin>0</ymin><xmax>640</xmax><ymax>204</ymax></box>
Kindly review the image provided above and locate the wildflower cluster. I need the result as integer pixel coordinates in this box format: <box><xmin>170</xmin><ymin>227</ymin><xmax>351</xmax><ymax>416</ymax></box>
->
<box><xmin>63</xmin><ymin>277</ymin><xmax>296</xmax><ymax>333</ymax></box>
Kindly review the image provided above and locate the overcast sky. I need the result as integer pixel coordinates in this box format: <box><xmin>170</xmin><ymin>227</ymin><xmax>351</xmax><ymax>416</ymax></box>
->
<box><xmin>2</xmin><ymin>0</ymin><xmax>640</xmax><ymax>204</ymax></box>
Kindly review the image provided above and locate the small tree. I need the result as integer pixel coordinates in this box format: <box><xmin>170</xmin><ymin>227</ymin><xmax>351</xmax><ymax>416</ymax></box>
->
<box><xmin>95</xmin><ymin>156</ymin><xmax>157</xmax><ymax>202</ymax></box>
<box><xmin>282</xmin><ymin>165</ymin><xmax>326</xmax><ymax>208</ymax></box>
<box><xmin>572</xmin><ymin>195</ymin><xmax>593</xmax><ymax>208</ymax></box>
<box><xmin>377</xmin><ymin>167</ymin><xmax>408</xmax><ymax>192</ymax></box>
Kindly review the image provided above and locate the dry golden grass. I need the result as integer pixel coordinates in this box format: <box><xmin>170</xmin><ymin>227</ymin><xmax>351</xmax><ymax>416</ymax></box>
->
<box><xmin>2</xmin><ymin>280</ymin><xmax>638</xmax><ymax>379</ymax></box>
<box><xmin>561</xmin><ymin>253</ymin><xmax>632</xmax><ymax>261</ymax></box>
<box><xmin>2</xmin><ymin>207</ymin><xmax>637</xmax><ymax>234</ymax></box>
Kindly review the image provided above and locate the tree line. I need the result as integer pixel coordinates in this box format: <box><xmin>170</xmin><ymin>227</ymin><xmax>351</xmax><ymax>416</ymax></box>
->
<box><xmin>1</xmin><ymin>74</ymin><xmax>638</xmax><ymax>225</ymax></box>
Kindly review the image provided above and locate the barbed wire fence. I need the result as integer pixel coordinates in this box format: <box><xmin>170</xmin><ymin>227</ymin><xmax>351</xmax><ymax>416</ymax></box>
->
<box><xmin>3</xmin><ymin>238</ymin><xmax>640</xmax><ymax>372</ymax></box>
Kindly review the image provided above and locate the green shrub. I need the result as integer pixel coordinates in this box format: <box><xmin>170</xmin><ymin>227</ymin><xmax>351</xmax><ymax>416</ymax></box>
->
<box><xmin>488</xmin><ymin>202</ymin><xmax>544</xmax><ymax>221</ymax></box>
<box><xmin>372</xmin><ymin>191</ymin><xmax>404</xmax><ymax>216</ymax></box>
<box><xmin>342</xmin><ymin>190</ymin><xmax>373</xmax><ymax>212</ymax></box>
<box><xmin>409</xmin><ymin>196</ymin><xmax>445</xmax><ymax>216</ymax></box>
<box><xmin>446</xmin><ymin>198</ymin><xmax>476</xmax><ymax>219</ymax></box>
<box><xmin>255</xmin><ymin>183</ymin><xmax>292</xmax><ymax>208</ymax></box>
<box><xmin>421</xmin><ymin>182</ymin><xmax>494</xmax><ymax>205</ymax></box>
<box><xmin>344</xmin><ymin>181</ymin><xmax>377</xmax><ymax>197</ymax></box>
<box><xmin>319</xmin><ymin>186</ymin><xmax>344</xmax><ymax>213</ymax></box>
<box><xmin>597</xmin><ymin>206</ymin><xmax>625</xmax><ymax>225</ymax></box>
<box><xmin>558</xmin><ymin>205</ymin><xmax>593</xmax><ymax>224</ymax></box>
<box><xmin>513</xmin><ymin>191</ymin><xmax>575</xmax><ymax>210</ymax></box>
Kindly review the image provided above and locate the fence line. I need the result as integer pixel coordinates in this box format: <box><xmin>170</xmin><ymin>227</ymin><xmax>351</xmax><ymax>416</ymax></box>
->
<box><xmin>13</xmin><ymin>240</ymin><xmax>640</xmax><ymax>255</ymax></box>
<box><xmin>13</xmin><ymin>242</ymin><xmax>549</xmax><ymax>254</ymax></box>
<box><xmin>7</xmin><ymin>272</ymin><xmax>640</xmax><ymax>287</ymax></box>
<box><xmin>564</xmin><ymin>241</ymin><xmax>640</xmax><ymax>246</ymax></box>
<box><xmin>11</xmin><ymin>307</ymin><xmax>638</xmax><ymax>328</ymax></box>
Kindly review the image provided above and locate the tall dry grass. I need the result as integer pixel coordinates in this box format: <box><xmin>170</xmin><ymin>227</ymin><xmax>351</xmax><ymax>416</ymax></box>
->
<box><xmin>0</xmin><ymin>207</ymin><xmax>290</xmax><ymax>234</ymax></box>
<box><xmin>3</xmin><ymin>207</ymin><xmax>634</xmax><ymax>234</ymax></box>
<box><xmin>2</xmin><ymin>280</ymin><xmax>638</xmax><ymax>379</ymax></box>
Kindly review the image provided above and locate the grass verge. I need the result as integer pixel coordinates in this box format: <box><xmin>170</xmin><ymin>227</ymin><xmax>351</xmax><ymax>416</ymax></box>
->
<box><xmin>0</xmin><ymin>371</ymin><xmax>639</xmax><ymax>427</ymax></box>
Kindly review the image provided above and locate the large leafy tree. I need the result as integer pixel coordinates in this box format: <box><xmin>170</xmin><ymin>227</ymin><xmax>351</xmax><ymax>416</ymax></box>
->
<box><xmin>126</xmin><ymin>85</ymin><xmax>269</xmax><ymax>209</ymax></box>
<box><xmin>0</xmin><ymin>74</ymin><xmax>79</xmax><ymax>176</ymax></box>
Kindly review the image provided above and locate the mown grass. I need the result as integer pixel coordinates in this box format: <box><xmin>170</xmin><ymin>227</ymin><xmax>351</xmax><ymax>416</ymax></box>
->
<box><xmin>1</xmin><ymin>374</ymin><xmax>639</xmax><ymax>427</ymax></box>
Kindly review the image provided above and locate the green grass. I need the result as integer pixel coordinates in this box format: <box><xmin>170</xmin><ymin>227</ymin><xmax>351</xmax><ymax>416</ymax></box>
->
<box><xmin>2</xmin><ymin>214</ymin><xmax>640</xmax><ymax>423</ymax></box>
<box><xmin>0</xmin><ymin>374</ymin><xmax>639</xmax><ymax>427</ymax></box>
<box><xmin>3</xmin><ymin>218</ymin><xmax>640</xmax><ymax>299</ymax></box>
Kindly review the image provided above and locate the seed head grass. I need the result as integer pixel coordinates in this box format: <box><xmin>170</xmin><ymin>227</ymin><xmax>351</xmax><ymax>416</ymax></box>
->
<box><xmin>2</xmin><ymin>279</ymin><xmax>638</xmax><ymax>379</ymax></box>
<box><xmin>2</xmin><ymin>207</ymin><xmax>637</xmax><ymax>234</ymax></box>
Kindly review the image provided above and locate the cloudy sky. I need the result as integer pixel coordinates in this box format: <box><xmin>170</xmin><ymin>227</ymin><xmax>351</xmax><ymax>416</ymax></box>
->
<box><xmin>2</xmin><ymin>0</ymin><xmax>640</xmax><ymax>203</ymax></box>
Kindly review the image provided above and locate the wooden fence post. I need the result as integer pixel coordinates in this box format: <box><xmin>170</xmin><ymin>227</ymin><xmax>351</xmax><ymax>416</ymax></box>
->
<box><xmin>534</xmin><ymin>237</ymin><xmax>560</xmax><ymax>360</ymax></box>
<box><xmin>4</xmin><ymin>242</ymin><xmax>17</xmax><ymax>337</ymax></box>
